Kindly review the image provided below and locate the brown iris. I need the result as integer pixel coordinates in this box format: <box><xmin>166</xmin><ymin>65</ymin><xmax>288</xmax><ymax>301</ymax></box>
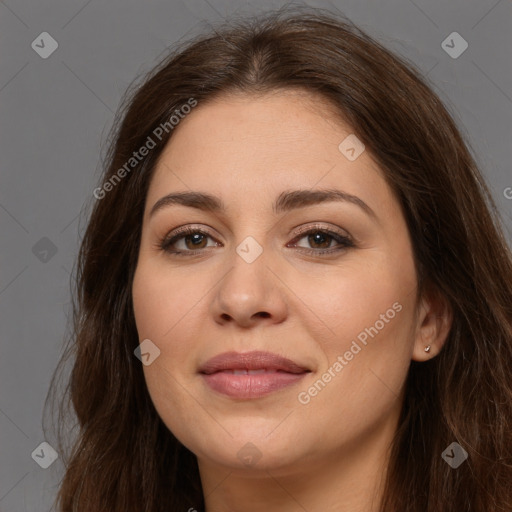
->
<box><xmin>307</xmin><ymin>232</ymin><xmax>332</xmax><ymax>249</ymax></box>
<box><xmin>184</xmin><ymin>233</ymin><xmax>209</xmax><ymax>250</ymax></box>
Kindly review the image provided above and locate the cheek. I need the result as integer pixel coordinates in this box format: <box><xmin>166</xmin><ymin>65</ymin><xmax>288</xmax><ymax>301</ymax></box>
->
<box><xmin>294</xmin><ymin>252</ymin><xmax>416</xmax><ymax>404</ymax></box>
<box><xmin>132</xmin><ymin>261</ymin><xmax>205</xmax><ymax>340</ymax></box>
<box><xmin>294</xmin><ymin>250</ymin><xmax>416</xmax><ymax>345</ymax></box>
<box><xmin>131</xmin><ymin>260</ymin><xmax>212</xmax><ymax>403</ymax></box>
<box><xmin>132</xmin><ymin>264</ymin><xmax>202</xmax><ymax>431</ymax></box>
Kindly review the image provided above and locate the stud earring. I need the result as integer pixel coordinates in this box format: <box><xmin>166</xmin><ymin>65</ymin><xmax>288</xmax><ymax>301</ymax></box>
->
<box><xmin>424</xmin><ymin>345</ymin><xmax>431</xmax><ymax>353</ymax></box>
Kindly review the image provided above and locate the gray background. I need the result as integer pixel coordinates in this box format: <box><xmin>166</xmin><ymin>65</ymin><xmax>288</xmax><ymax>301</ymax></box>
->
<box><xmin>1</xmin><ymin>0</ymin><xmax>511</xmax><ymax>510</ymax></box>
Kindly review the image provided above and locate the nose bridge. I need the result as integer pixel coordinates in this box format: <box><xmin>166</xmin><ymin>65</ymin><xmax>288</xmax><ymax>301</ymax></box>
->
<box><xmin>223</xmin><ymin>236</ymin><xmax>269</xmax><ymax>303</ymax></box>
<box><xmin>211</xmin><ymin>232</ymin><xmax>288</xmax><ymax>326</ymax></box>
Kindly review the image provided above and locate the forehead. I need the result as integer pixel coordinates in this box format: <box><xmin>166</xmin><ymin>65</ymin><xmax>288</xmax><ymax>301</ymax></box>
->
<box><xmin>146</xmin><ymin>91</ymin><xmax>389</xmax><ymax>214</ymax></box>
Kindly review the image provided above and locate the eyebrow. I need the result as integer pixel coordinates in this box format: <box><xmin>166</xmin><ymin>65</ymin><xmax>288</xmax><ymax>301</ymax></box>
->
<box><xmin>149</xmin><ymin>188</ymin><xmax>377</xmax><ymax>220</ymax></box>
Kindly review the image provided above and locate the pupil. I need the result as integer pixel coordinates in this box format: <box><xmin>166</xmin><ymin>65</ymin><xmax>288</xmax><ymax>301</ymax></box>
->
<box><xmin>309</xmin><ymin>232</ymin><xmax>330</xmax><ymax>249</ymax></box>
<box><xmin>186</xmin><ymin>233</ymin><xmax>206</xmax><ymax>249</ymax></box>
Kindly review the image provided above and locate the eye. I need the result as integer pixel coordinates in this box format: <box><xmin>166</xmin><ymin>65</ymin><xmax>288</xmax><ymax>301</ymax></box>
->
<box><xmin>158</xmin><ymin>224</ymin><xmax>354</xmax><ymax>257</ymax></box>
<box><xmin>287</xmin><ymin>226</ymin><xmax>354</xmax><ymax>255</ymax></box>
<box><xmin>159</xmin><ymin>226</ymin><xmax>220</xmax><ymax>256</ymax></box>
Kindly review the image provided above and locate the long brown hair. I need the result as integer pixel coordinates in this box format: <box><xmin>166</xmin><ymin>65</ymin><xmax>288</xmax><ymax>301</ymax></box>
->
<box><xmin>44</xmin><ymin>6</ymin><xmax>512</xmax><ymax>511</ymax></box>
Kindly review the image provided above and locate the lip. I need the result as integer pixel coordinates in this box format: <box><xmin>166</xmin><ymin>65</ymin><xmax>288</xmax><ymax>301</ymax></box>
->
<box><xmin>199</xmin><ymin>350</ymin><xmax>311</xmax><ymax>399</ymax></box>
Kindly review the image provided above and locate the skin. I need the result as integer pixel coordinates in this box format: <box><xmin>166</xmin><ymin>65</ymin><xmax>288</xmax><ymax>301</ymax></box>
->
<box><xmin>132</xmin><ymin>90</ymin><xmax>453</xmax><ymax>512</ymax></box>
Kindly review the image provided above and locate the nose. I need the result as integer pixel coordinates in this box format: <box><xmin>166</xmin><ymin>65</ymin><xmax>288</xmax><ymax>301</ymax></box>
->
<box><xmin>210</xmin><ymin>252</ymin><xmax>288</xmax><ymax>329</ymax></box>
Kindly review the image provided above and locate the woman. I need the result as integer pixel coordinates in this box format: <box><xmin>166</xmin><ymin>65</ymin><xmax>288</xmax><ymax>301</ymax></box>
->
<box><xmin>45</xmin><ymin>6</ymin><xmax>512</xmax><ymax>511</ymax></box>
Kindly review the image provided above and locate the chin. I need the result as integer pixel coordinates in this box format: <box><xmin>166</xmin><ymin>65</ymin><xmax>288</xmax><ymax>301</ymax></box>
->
<box><xmin>191</xmin><ymin>425</ymin><xmax>313</xmax><ymax>470</ymax></box>
<box><xmin>198</xmin><ymin>439</ymin><xmax>306</xmax><ymax>474</ymax></box>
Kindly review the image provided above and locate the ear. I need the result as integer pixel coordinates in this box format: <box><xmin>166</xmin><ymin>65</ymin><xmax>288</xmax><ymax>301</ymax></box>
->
<box><xmin>411</xmin><ymin>285</ymin><xmax>453</xmax><ymax>361</ymax></box>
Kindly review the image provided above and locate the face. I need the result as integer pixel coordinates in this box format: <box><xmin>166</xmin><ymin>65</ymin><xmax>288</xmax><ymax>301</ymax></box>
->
<box><xmin>132</xmin><ymin>90</ymin><xmax>423</xmax><ymax>476</ymax></box>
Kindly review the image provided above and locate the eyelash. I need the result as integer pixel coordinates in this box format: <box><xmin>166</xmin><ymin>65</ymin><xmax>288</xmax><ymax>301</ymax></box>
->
<box><xmin>158</xmin><ymin>224</ymin><xmax>355</xmax><ymax>257</ymax></box>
